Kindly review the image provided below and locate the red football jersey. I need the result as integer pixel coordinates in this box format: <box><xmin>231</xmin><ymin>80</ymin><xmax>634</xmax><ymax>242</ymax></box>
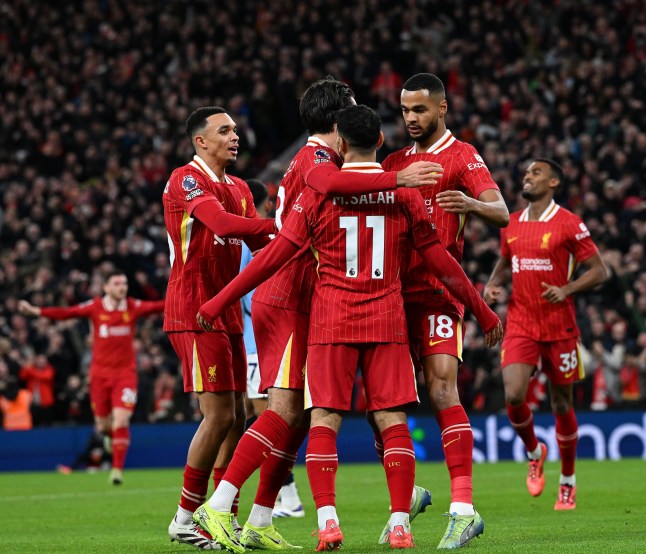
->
<box><xmin>382</xmin><ymin>131</ymin><xmax>500</xmax><ymax>311</ymax></box>
<box><xmin>40</xmin><ymin>297</ymin><xmax>164</xmax><ymax>378</ymax></box>
<box><xmin>163</xmin><ymin>155</ymin><xmax>258</xmax><ymax>333</ymax></box>
<box><xmin>280</xmin><ymin>163</ymin><xmax>438</xmax><ymax>344</ymax></box>
<box><xmin>500</xmin><ymin>201</ymin><xmax>599</xmax><ymax>341</ymax></box>
<box><xmin>253</xmin><ymin>137</ymin><xmax>341</xmax><ymax>314</ymax></box>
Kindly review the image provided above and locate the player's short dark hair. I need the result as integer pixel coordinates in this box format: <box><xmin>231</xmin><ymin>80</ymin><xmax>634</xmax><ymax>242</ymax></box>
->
<box><xmin>299</xmin><ymin>76</ymin><xmax>355</xmax><ymax>135</ymax></box>
<box><xmin>402</xmin><ymin>73</ymin><xmax>445</xmax><ymax>96</ymax></box>
<box><xmin>534</xmin><ymin>158</ymin><xmax>565</xmax><ymax>187</ymax></box>
<box><xmin>186</xmin><ymin>106</ymin><xmax>227</xmax><ymax>139</ymax></box>
<box><xmin>104</xmin><ymin>269</ymin><xmax>126</xmax><ymax>282</ymax></box>
<box><xmin>246</xmin><ymin>179</ymin><xmax>269</xmax><ymax>208</ymax></box>
<box><xmin>336</xmin><ymin>105</ymin><xmax>381</xmax><ymax>152</ymax></box>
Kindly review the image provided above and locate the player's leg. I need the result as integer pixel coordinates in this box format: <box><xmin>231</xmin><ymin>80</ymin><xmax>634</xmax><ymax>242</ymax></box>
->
<box><xmin>167</xmin><ymin>331</ymin><xmax>239</xmax><ymax>551</ymax></box>
<box><xmin>541</xmin><ymin>338</ymin><xmax>581</xmax><ymax>510</ymax></box>
<box><xmin>307</xmin><ymin>407</ymin><xmax>344</xmax><ymax>552</ymax></box>
<box><xmin>365</xmin><ymin>343</ymin><xmax>418</xmax><ymax>549</ymax></box>
<box><xmin>502</xmin><ymin>336</ymin><xmax>548</xmax><ymax>496</ymax></box>
<box><xmin>88</xmin><ymin>377</ymin><xmax>114</xmax><ymax>476</ymax></box>
<box><xmin>305</xmin><ymin>343</ymin><xmax>358</xmax><ymax>551</ymax></box>
<box><xmin>107</xmin><ymin>374</ymin><xmax>137</xmax><ymax>485</ymax></box>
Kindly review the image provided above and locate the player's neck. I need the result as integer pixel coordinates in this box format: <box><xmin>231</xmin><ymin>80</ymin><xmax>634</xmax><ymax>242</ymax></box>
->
<box><xmin>104</xmin><ymin>295</ymin><xmax>120</xmax><ymax>309</ymax></box>
<box><xmin>312</xmin><ymin>132</ymin><xmax>336</xmax><ymax>150</ymax></box>
<box><xmin>415</xmin><ymin>122</ymin><xmax>447</xmax><ymax>152</ymax></box>
<box><xmin>198</xmin><ymin>154</ymin><xmax>227</xmax><ymax>181</ymax></box>
<box><xmin>528</xmin><ymin>196</ymin><xmax>555</xmax><ymax>220</ymax></box>
<box><xmin>342</xmin><ymin>151</ymin><xmax>377</xmax><ymax>164</ymax></box>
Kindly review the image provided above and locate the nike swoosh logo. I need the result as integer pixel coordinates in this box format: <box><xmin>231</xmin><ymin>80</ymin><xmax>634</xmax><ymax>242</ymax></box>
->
<box><xmin>429</xmin><ymin>339</ymin><xmax>448</xmax><ymax>347</ymax></box>
<box><xmin>507</xmin><ymin>237</ymin><xmax>518</xmax><ymax>243</ymax></box>
<box><xmin>442</xmin><ymin>437</ymin><xmax>461</xmax><ymax>448</ymax></box>
<box><xmin>564</xmin><ymin>370</ymin><xmax>575</xmax><ymax>378</ymax></box>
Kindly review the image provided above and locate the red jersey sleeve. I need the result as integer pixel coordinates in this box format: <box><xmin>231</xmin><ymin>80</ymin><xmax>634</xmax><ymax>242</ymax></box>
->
<box><xmin>278</xmin><ymin>189</ymin><xmax>313</xmax><ymax>249</ymax></box>
<box><xmin>166</xmin><ymin>167</ymin><xmax>224</xmax><ymax>217</ymax></box>
<box><xmin>457</xmin><ymin>143</ymin><xmax>500</xmax><ymax>199</ymax></box>
<box><xmin>40</xmin><ymin>299</ymin><xmax>96</xmax><ymax>320</ymax></box>
<box><xmin>305</xmin><ymin>163</ymin><xmax>397</xmax><ymax>195</ymax></box>
<box><xmin>129</xmin><ymin>298</ymin><xmax>165</xmax><ymax>318</ymax></box>
<box><xmin>566</xmin><ymin>217</ymin><xmax>598</xmax><ymax>262</ymax></box>
<box><xmin>398</xmin><ymin>189</ymin><xmax>440</xmax><ymax>250</ymax></box>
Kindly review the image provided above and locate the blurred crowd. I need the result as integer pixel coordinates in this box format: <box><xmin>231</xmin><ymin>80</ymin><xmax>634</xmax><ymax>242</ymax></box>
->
<box><xmin>1</xmin><ymin>0</ymin><xmax>645</xmax><ymax>428</ymax></box>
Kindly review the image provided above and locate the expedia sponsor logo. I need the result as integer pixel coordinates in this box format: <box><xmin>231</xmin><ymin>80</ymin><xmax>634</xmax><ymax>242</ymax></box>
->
<box><xmin>511</xmin><ymin>255</ymin><xmax>553</xmax><ymax>272</ymax></box>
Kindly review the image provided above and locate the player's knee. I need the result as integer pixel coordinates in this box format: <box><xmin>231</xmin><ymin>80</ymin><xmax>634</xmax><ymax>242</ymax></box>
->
<box><xmin>204</xmin><ymin>408</ymin><xmax>236</xmax><ymax>432</ymax></box>
<box><xmin>504</xmin><ymin>389</ymin><xmax>524</xmax><ymax>406</ymax></box>
<box><xmin>428</xmin><ymin>378</ymin><xmax>458</xmax><ymax>407</ymax></box>
<box><xmin>551</xmin><ymin>398</ymin><xmax>571</xmax><ymax>415</ymax></box>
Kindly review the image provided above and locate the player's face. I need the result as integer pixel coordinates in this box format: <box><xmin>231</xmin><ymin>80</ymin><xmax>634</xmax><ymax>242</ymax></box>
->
<box><xmin>400</xmin><ymin>89</ymin><xmax>446</xmax><ymax>143</ymax></box>
<box><xmin>104</xmin><ymin>275</ymin><xmax>128</xmax><ymax>301</ymax></box>
<box><xmin>522</xmin><ymin>161</ymin><xmax>558</xmax><ymax>201</ymax></box>
<box><xmin>199</xmin><ymin>113</ymin><xmax>239</xmax><ymax>165</ymax></box>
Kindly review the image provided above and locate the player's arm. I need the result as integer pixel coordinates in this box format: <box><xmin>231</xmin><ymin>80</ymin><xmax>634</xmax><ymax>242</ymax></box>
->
<box><xmin>192</xmin><ymin>201</ymin><xmax>276</xmax><ymax>237</ymax></box>
<box><xmin>305</xmin><ymin>161</ymin><xmax>443</xmax><ymax>195</ymax></box>
<box><xmin>198</xmin><ymin>234</ymin><xmax>302</xmax><ymax>329</ymax></box>
<box><xmin>541</xmin><ymin>252</ymin><xmax>609</xmax><ymax>304</ymax></box>
<box><xmin>18</xmin><ymin>300</ymin><xmax>93</xmax><ymax>320</ymax></box>
<box><xmin>483</xmin><ymin>256</ymin><xmax>512</xmax><ymax>305</ymax></box>
<box><xmin>132</xmin><ymin>299</ymin><xmax>166</xmax><ymax>317</ymax></box>
<box><xmin>436</xmin><ymin>188</ymin><xmax>509</xmax><ymax>227</ymax></box>
<box><xmin>415</xmin><ymin>239</ymin><xmax>503</xmax><ymax>347</ymax></box>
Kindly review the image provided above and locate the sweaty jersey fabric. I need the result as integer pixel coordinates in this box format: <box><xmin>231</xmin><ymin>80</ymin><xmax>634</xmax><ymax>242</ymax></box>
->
<box><xmin>382</xmin><ymin>131</ymin><xmax>500</xmax><ymax>310</ymax></box>
<box><xmin>41</xmin><ymin>297</ymin><xmax>164</xmax><ymax>378</ymax></box>
<box><xmin>163</xmin><ymin>155</ymin><xmax>258</xmax><ymax>333</ymax></box>
<box><xmin>280</xmin><ymin>163</ymin><xmax>438</xmax><ymax>344</ymax></box>
<box><xmin>501</xmin><ymin>201</ymin><xmax>598</xmax><ymax>341</ymax></box>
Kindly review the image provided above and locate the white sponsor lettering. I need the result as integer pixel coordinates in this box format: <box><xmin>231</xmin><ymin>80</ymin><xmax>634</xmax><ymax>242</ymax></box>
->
<box><xmin>98</xmin><ymin>324</ymin><xmax>131</xmax><ymax>338</ymax></box>
<box><xmin>185</xmin><ymin>189</ymin><xmax>204</xmax><ymax>201</ymax></box>
<box><xmin>511</xmin><ymin>254</ymin><xmax>553</xmax><ymax>272</ymax></box>
<box><xmin>467</xmin><ymin>162</ymin><xmax>487</xmax><ymax>170</ymax></box>
<box><xmin>472</xmin><ymin>414</ymin><xmax>646</xmax><ymax>462</ymax></box>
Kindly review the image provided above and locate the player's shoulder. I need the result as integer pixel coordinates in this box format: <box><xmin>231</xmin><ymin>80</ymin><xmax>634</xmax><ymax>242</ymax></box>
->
<box><xmin>165</xmin><ymin>162</ymin><xmax>209</xmax><ymax>195</ymax></box>
<box><xmin>80</xmin><ymin>297</ymin><xmax>100</xmax><ymax>309</ymax></box>
<box><xmin>127</xmin><ymin>297</ymin><xmax>143</xmax><ymax>308</ymax></box>
<box><xmin>299</xmin><ymin>141</ymin><xmax>339</xmax><ymax>167</ymax></box>
<box><xmin>383</xmin><ymin>146</ymin><xmax>414</xmax><ymax>169</ymax></box>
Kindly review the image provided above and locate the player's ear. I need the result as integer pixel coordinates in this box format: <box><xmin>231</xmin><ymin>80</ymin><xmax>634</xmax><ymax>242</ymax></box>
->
<box><xmin>376</xmin><ymin>131</ymin><xmax>385</xmax><ymax>150</ymax></box>
<box><xmin>337</xmin><ymin>136</ymin><xmax>348</xmax><ymax>158</ymax></box>
<box><xmin>439</xmin><ymin>99</ymin><xmax>448</xmax><ymax>118</ymax></box>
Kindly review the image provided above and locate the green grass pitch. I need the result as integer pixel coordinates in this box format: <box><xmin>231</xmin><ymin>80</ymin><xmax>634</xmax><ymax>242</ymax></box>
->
<box><xmin>1</xmin><ymin>459</ymin><xmax>644</xmax><ymax>553</ymax></box>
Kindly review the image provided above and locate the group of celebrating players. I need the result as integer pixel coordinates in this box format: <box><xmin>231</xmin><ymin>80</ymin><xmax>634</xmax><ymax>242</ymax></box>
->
<box><xmin>20</xmin><ymin>72</ymin><xmax>608</xmax><ymax>551</ymax></box>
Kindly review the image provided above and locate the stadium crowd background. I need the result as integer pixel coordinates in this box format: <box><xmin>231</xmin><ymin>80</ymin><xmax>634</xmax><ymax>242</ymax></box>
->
<box><xmin>1</xmin><ymin>0</ymin><xmax>644</xmax><ymax>428</ymax></box>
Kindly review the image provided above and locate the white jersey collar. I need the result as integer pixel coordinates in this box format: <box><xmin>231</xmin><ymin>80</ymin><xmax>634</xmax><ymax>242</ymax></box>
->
<box><xmin>519</xmin><ymin>199</ymin><xmax>560</xmax><ymax>222</ymax></box>
<box><xmin>409</xmin><ymin>129</ymin><xmax>456</xmax><ymax>155</ymax></box>
<box><xmin>340</xmin><ymin>162</ymin><xmax>383</xmax><ymax>173</ymax></box>
<box><xmin>190</xmin><ymin>155</ymin><xmax>233</xmax><ymax>184</ymax></box>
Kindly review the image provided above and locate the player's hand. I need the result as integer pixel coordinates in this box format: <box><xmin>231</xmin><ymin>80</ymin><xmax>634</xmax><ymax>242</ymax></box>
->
<box><xmin>18</xmin><ymin>300</ymin><xmax>40</xmax><ymax>317</ymax></box>
<box><xmin>436</xmin><ymin>190</ymin><xmax>475</xmax><ymax>213</ymax></box>
<box><xmin>196</xmin><ymin>311</ymin><xmax>215</xmax><ymax>332</ymax></box>
<box><xmin>541</xmin><ymin>282</ymin><xmax>567</xmax><ymax>303</ymax></box>
<box><xmin>396</xmin><ymin>161</ymin><xmax>443</xmax><ymax>188</ymax></box>
<box><xmin>484</xmin><ymin>321</ymin><xmax>504</xmax><ymax>348</ymax></box>
<box><xmin>483</xmin><ymin>284</ymin><xmax>503</xmax><ymax>305</ymax></box>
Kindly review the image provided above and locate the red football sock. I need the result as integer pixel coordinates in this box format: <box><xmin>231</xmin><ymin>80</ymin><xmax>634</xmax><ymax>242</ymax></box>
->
<box><xmin>381</xmin><ymin>423</ymin><xmax>415</xmax><ymax>514</ymax></box>
<box><xmin>374</xmin><ymin>431</ymin><xmax>385</xmax><ymax>465</ymax></box>
<box><xmin>232</xmin><ymin>491</ymin><xmax>240</xmax><ymax>517</ymax></box>
<box><xmin>305</xmin><ymin>426</ymin><xmax>338</xmax><ymax>509</ymax></box>
<box><xmin>111</xmin><ymin>427</ymin><xmax>130</xmax><ymax>470</ymax></box>
<box><xmin>221</xmin><ymin>410</ymin><xmax>290</xmax><ymax>489</ymax></box>
<box><xmin>437</xmin><ymin>405</ymin><xmax>473</xmax><ymax>504</ymax></box>
<box><xmin>506</xmin><ymin>402</ymin><xmax>539</xmax><ymax>453</ymax></box>
<box><xmin>254</xmin><ymin>424</ymin><xmax>309</xmax><ymax>508</ymax></box>
<box><xmin>555</xmin><ymin>408</ymin><xmax>578</xmax><ymax>476</ymax></box>
<box><xmin>179</xmin><ymin>465</ymin><xmax>210</xmax><ymax>512</ymax></box>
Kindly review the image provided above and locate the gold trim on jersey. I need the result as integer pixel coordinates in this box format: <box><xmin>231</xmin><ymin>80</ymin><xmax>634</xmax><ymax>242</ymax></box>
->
<box><xmin>180</xmin><ymin>211</ymin><xmax>193</xmax><ymax>263</ymax></box>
